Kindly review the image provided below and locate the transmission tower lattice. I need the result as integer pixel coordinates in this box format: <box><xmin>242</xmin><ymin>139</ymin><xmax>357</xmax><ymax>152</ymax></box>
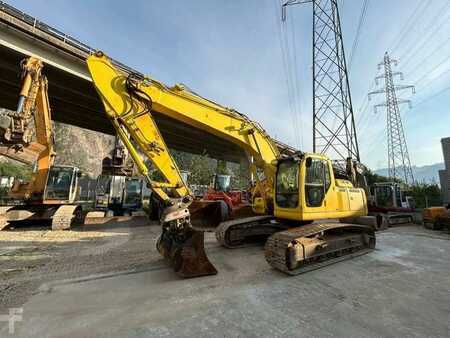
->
<box><xmin>282</xmin><ymin>0</ymin><xmax>360</xmax><ymax>162</ymax></box>
<box><xmin>369</xmin><ymin>52</ymin><xmax>415</xmax><ymax>185</ymax></box>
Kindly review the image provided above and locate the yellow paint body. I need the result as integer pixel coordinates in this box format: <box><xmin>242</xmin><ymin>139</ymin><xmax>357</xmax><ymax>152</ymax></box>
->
<box><xmin>87</xmin><ymin>53</ymin><xmax>278</xmax><ymax>207</ymax></box>
<box><xmin>87</xmin><ymin>53</ymin><xmax>367</xmax><ymax>221</ymax></box>
<box><xmin>274</xmin><ymin>153</ymin><xmax>367</xmax><ymax>221</ymax></box>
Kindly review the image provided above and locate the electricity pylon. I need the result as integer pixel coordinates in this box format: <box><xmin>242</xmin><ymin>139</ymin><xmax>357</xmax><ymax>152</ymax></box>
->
<box><xmin>282</xmin><ymin>0</ymin><xmax>360</xmax><ymax>162</ymax></box>
<box><xmin>369</xmin><ymin>52</ymin><xmax>415</xmax><ymax>185</ymax></box>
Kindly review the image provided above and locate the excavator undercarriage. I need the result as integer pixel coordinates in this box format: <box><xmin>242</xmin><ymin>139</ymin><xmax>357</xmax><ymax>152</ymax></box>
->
<box><xmin>216</xmin><ymin>216</ymin><xmax>375</xmax><ymax>275</ymax></box>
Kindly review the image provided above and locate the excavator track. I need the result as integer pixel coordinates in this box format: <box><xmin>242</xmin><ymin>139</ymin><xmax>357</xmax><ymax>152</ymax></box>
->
<box><xmin>52</xmin><ymin>205</ymin><xmax>83</xmax><ymax>230</ymax></box>
<box><xmin>0</xmin><ymin>206</ymin><xmax>13</xmax><ymax>230</ymax></box>
<box><xmin>215</xmin><ymin>215</ymin><xmax>286</xmax><ymax>248</ymax></box>
<box><xmin>264</xmin><ymin>223</ymin><xmax>375</xmax><ymax>275</ymax></box>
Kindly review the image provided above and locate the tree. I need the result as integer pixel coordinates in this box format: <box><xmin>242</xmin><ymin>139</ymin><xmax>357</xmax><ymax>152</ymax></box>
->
<box><xmin>363</xmin><ymin>167</ymin><xmax>402</xmax><ymax>186</ymax></box>
<box><xmin>0</xmin><ymin>161</ymin><xmax>32</xmax><ymax>180</ymax></box>
<box><xmin>409</xmin><ymin>183</ymin><xmax>442</xmax><ymax>209</ymax></box>
<box><xmin>170</xmin><ymin>150</ymin><xmax>216</xmax><ymax>186</ymax></box>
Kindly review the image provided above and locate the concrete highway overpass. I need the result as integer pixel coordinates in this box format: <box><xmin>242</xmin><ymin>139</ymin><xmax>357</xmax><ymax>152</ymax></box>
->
<box><xmin>0</xmin><ymin>2</ymin><xmax>297</xmax><ymax>163</ymax></box>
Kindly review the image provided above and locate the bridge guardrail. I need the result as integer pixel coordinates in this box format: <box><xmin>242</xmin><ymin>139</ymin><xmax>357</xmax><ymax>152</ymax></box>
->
<box><xmin>0</xmin><ymin>1</ymin><xmax>142</xmax><ymax>76</ymax></box>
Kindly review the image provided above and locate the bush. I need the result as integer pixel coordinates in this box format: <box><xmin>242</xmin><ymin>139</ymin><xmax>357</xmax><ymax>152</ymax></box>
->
<box><xmin>410</xmin><ymin>183</ymin><xmax>442</xmax><ymax>209</ymax></box>
<box><xmin>0</xmin><ymin>162</ymin><xmax>32</xmax><ymax>180</ymax></box>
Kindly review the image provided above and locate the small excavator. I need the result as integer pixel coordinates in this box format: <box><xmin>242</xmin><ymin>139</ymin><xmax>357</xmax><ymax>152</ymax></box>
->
<box><xmin>87</xmin><ymin>52</ymin><xmax>375</xmax><ymax>278</ymax></box>
<box><xmin>0</xmin><ymin>57</ymin><xmax>83</xmax><ymax>230</ymax></box>
<box><xmin>202</xmin><ymin>173</ymin><xmax>253</xmax><ymax>220</ymax></box>
<box><xmin>94</xmin><ymin>137</ymin><xmax>144</xmax><ymax>216</ymax></box>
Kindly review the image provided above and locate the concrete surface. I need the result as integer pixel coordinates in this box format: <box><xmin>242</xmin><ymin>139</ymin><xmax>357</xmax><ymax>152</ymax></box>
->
<box><xmin>2</xmin><ymin>225</ymin><xmax>450</xmax><ymax>338</ymax></box>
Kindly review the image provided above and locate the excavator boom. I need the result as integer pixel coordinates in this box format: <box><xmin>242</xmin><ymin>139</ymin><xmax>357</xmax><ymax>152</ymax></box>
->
<box><xmin>87</xmin><ymin>52</ymin><xmax>281</xmax><ymax>277</ymax></box>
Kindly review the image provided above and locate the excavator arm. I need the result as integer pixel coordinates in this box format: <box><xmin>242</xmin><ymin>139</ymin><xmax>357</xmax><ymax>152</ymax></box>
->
<box><xmin>0</xmin><ymin>57</ymin><xmax>55</xmax><ymax>200</ymax></box>
<box><xmin>87</xmin><ymin>52</ymin><xmax>280</xmax><ymax>277</ymax></box>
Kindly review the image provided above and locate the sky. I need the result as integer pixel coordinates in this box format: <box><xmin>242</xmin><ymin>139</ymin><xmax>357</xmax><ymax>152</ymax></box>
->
<box><xmin>6</xmin><ymin>0</ymin><xmax>450</xmax><ymax>170</ymax></box>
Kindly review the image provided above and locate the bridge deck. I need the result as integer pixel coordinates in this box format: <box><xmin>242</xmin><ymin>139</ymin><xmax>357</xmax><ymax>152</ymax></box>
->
<box><xmin>0</xmin><ymin>2</ymin><xmax>295</xmax><ymax>162</ymax></box>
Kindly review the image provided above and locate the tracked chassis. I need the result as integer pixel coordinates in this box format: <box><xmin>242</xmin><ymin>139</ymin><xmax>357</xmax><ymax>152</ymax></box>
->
<box><xmin>216</xmin><ymin>217</ymin><xmax>375</xmax><ymax>274</ymax></box>
<box><xmin>0</xmin><ymin>204</ymin><xmax>83</xmax><ymax>230</ymax></box>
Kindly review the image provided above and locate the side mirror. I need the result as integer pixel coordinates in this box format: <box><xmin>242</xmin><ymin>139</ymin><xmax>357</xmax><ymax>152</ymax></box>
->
<box><xmin>76</xmin><ymin>171</ymin><xmax>83</xmax><ymax>178</ymax></box>
<box><xmin>305</xmin><ymin>157</ymin><xmax>312</xmax><ymax>168</ymax></box>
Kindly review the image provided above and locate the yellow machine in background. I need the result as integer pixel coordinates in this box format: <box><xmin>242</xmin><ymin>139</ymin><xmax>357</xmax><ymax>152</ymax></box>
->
<box><xmin>87</xmin><ymin>52</ymin><xmax>375</xmax><ymax>278</ymax></box>
<box><xmin>0</xmin><ymin>57</ymin><xmax>83</xmax><ymax>230</ymax></box>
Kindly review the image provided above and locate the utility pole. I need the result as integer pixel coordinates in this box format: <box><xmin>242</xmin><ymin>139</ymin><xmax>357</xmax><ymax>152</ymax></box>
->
<box><xmin>282</xmin><ymin>0</ymin><xmax>360</xmax><ymax>162</ymax></box>
<box><xmin>369</xmin><ymin>52</ymin><xmax>415</xmax><ymax>185</ymax></box>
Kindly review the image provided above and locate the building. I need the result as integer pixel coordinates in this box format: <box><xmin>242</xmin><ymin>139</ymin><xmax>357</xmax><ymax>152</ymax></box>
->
<box><xmin>0</xmin><ymin>176</ymin><xmax>14</xmax><ymax>188</ymax></box>
<box><xmin>439</xmin><ymin>137</ymin><xmax>450</xmax><ymax>204</ymax></box>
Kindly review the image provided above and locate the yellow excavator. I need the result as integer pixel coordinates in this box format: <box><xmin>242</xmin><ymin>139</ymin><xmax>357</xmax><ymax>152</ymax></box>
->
<box><xmin>87</xmin><ymin>52</ymin><xmax>375</xmax><ymax>278</ymax></box>
<box><xmin>0</xmin><ymin>57</ymin><xmax>83</xmax><ymax>230</ymax></box>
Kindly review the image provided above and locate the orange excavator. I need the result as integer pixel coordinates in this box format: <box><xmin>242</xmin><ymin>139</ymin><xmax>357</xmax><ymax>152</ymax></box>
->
<box><xmin>0</xmin><ymin>57</ymin><xmax>83</xmax><ymax>230</ymax></box>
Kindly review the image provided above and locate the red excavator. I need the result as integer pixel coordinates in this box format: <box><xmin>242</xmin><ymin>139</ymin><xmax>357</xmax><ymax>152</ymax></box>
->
<box><xmin>202</xmin><ymin>174</ymin><xmax>253</xmax><ymax>220</ymax></box>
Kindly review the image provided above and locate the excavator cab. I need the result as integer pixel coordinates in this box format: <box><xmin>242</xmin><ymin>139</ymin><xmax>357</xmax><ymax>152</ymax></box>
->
<box><xmin>94</xmin><ymin>174</ymin><xmax>143</xmax><ymax>216</ymax></box>
<box><xmin>44</xmin><ymin>165</ymin><xmax>81</xmax><ymax>203</ymax></box>
<box><xmin>213</xmin><ymin>174</ymin><xmax>231</xmax><ymax>192</ymax></box>
<box><xmin>371</xmin><ymin>182</ymin><xmax>415</xmax><ymax>210</ymax></box>
<box><xmin>274</xmin><ymin>154</ymin><xmax>367</xmax><ymax>221</ymax></box>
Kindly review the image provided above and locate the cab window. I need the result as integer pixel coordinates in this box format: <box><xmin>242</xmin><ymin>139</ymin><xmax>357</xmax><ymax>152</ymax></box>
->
<box><xmin>305</xmin><ymin>158</ymin><xmax>331</xmax><ymax>207</ymax></box>
<box><xmin>45</xmin><ymin>167</ymin><xmax>74</xmax><ymax>200</ymax></box>
<box><xmin>276</xmin><ymin>160</ymin><xmax>299</xmax><ymax>208</ymax></box>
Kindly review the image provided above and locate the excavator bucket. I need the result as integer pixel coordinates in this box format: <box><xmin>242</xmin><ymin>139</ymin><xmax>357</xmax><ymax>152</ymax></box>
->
<box><xmin>189</xmin><ymin>200</ymin><xmax>228</xmax><ymax>230</ymax></box>
<box><xmin>157</xmin><ymin>227</ymin><xmax>218</xmax><ymax>278</ymax></box>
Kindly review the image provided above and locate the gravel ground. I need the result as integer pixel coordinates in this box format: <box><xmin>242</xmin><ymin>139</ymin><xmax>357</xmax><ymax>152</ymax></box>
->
<box><xmin>0</xmin><ymin>221</ymin><xmax>161</xmax><ymax>312</ymax></box>
<box><xmin>2</xmin><ymin>224</ymin><xmax>449</xmax><ymax>338</ymax></box>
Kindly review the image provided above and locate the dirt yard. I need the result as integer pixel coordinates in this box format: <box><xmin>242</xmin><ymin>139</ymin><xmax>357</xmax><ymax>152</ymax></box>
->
<box><xmin>0</xmin><ymin>220</ymin><xmax>161</xmax><ymax>312</ymax></box>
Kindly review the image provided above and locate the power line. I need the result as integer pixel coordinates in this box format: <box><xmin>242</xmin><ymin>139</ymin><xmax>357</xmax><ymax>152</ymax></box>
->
<box><xmin>412</xmin><ymin>83</ymin><xmax>450</xmax><ymax>109</ymax></box>
<box><xmin>398</xmin><ymin>2</ymin><xmax>450</xmax><ymax>69</ymax></box>
<box><xmin>273</xmin><ymin>0</ymin><xmax>301</xmax><ymax>148</ymax></box>
<box><xmin>348</xmin><ymin>0</ymin><xmax>369</xmax><ymax>71</ymax></box>
<box><xmin>403</xmin><ymin>35</ymin><xmax>450</xmax><ymax>77</ymax></box>
<box><xmin>413</xmin><ymin>55</ymin><xmax>450</xmax><ymax>87</ymax></box>
<box><xmin>362</xmin><ymin>126</ymin><xmax>387</xmax><ymax>157</ymax></box>
<box><xmin>418</xmin><ymin>67</ymin><xmax>450</xmax><ymax>93</ymax></box>
<box><xmin>356</xmin><ymin>81</ymin><xmax>376</xmax><ymax>128</ymax></box>
<box><xmin>388</xmin><ymin>0</ymin><xmax>429</xmax><ymax>54</ymax></box>
<box><xmin>288</xmin><ymin>8</ymin><xmax>305</xmax><ymax>148</ymax></box>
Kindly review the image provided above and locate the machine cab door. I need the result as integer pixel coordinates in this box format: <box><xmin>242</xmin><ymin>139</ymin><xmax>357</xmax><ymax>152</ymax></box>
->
<box><xmin>302</xmin><ymin>156</ymin><xmax>334</xmax><ymax>215</ymax></box>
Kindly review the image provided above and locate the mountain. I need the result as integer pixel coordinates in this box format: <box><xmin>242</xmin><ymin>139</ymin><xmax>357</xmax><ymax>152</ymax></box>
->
<box><xmin>53</xmin><ymin>122</ymin><xmax>115</xmax><ymax>178</ymax></box>
<box><xmin>374</xmin><ymin>163</ymin><xmax>445</xmax><ymax>185</ymax></box>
